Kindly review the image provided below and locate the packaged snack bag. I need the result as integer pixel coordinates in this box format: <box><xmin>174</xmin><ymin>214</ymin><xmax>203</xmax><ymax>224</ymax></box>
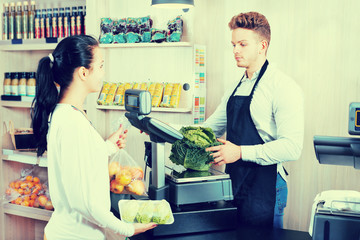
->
<box><xmin>148</xmin><ymin>82</ymin><xmax>156</xmax><ymax>96</ymax></box>
<box><xmin>169</xmin><ymin>83</ymin><xmax>182</xmax><ymax>108</ymax></box>
<box><xmin>99</xmin><ymin>18</ymin><xmax>114</xmax><ymax>44</ymax></box>
<box><xmin>119</xmin><ymin>199</ymin><xmax>174</xmax><ymax>224</ymax></box>
<box><xmin>167</xmin><ymin>16</ymin><xmax>183</xmax><ymax>42</ymax></box>
<box><xmin>160</xmin><ymin>83</ymin><xmax>173</xmax><ymax>107</ymax></box>
<box><xmin>151</xmin><ymin>83</ymin><xmax>164</xmax><ymax>107</ymax></box>
<box><xmin>108</xmin><ymin>150</ymin><xmax>146</xmax><ymax>196</ymax></box>
<box><xmin>97</xmin><ymin>82</ymin><xmax>111</xmax><ymax>105</ymax></box>
<box><xmin>104</xmin><ymin>83</ymin><xmax>118</xmax><ymax>105</ymax></box>
<box><xmin>132</xmin><ymin>82</ymin><xmax>140</xmax><ymax>90</ymax></box>
<box><xmin>113</xmin><ymin>83</ymin><xmax>125</xmax><ymax>106</ymax></box>
<box><xmin>140</xmin><ymin>82</ymin><xmax>148</xmax><ymax>91</ymax></box>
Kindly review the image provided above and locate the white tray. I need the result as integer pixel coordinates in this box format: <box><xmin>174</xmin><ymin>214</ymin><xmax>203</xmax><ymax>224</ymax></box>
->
<box><xmin>118</xmin><ymin>199</ymin><xmax>174</xmax><ymax>225</ymax></box>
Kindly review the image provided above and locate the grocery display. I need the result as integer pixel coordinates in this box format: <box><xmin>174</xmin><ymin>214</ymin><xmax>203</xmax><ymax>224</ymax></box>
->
<box><xmin>119</xmin><ymin>199</ymin><xmax>174</xmax><ymax>224</ymax></box>
<box><xmin>99</xmin><ymin>15</ymin><xmax>183</xmax><ymax>44</ymax></box>
<box><xmin>2</xmin><ymin>1</ymin><xmax>86</xmax><ymax>40</ymax></box>
<box><xmin>2</xmin><ymin>71</ymin><xmax>36</xmax><ymax>97</ymax></box>
<box><xmin>97</xmin><ymin>81</ymin><xmax>182</xmax><ymax>108</ymax></box>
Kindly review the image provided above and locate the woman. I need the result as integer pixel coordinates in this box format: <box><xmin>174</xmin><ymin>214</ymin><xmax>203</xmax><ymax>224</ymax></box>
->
<box><xmin>32</xmin><ymin>35</ymin><xmax>156</xmax><ymax>240</ymax></box>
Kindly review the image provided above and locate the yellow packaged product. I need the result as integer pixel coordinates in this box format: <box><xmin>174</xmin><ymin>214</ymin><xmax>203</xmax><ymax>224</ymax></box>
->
<box><xmin>114</xmin><ymin>83</ymin><xmax>125</xmax><ymax>105</ymax></box>
<box><xmin>120</xmin><ymin>83</ymin><xmax>133</xmax><ymax>106</ymax></box>
<box><xmin>104</xmin><ymin>83</ymin><xmax>118</xmax><ymax>105</ymax></box>
<box><xmin>151</xmin><ymin>83</ymin><xmax>164</xmax><ymax>107</ymax></box>
<box><xmin>140</xmin><ymin>83</ymin><xmax>148</xmax><ymax>91</ymax></box>
<box><xmin>169</xmin><ymin>83</ymin><xmax>182</xmax><ymax>108</ymax></box>
<box><xmin>148</xmin><ymin>82</ymin><xmax>156</xmax><ymax>96</ymax></box>
<box><xmin>132</xmin><ymin>82</ymin><xmax>140</xmax><ymax>90</ymax></box>
<box><xmin>97</xmin><ymin>82</ymin><xmax>111</xmax><ymax>105</ymax></box>
<box><xmin>160</xmin><ymin>83</ymin><xmax>173</xmax><ymax>107</ymax></box>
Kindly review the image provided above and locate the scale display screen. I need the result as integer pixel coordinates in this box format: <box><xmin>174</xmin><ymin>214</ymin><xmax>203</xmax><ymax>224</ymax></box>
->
<box><xmin>348</xmin><ymin>103</ymin><xmax>360</xmax><ymax>135</ymax></box>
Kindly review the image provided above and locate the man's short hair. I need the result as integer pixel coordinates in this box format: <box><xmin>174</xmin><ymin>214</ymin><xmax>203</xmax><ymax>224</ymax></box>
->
<box><xmin>228</xmin><ymin>12</ymin><xmax>271</xmax><ymax>45</ymax></box>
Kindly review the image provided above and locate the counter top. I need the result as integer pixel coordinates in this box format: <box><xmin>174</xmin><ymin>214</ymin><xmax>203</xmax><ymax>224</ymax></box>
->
<box><xmin>130</xmin><ymin>226</ymin><xmax>311</xmax><ymax>240</ymax></box>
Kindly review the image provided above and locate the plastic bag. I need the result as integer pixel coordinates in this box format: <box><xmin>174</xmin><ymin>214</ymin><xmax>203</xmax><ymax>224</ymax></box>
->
<box><xmin>2</xmin><ymin>167</ymin><xmax>54</xmax><ymax>210</ymax></box>
<box><xmin>108</xmin><ymin>149</ymin><xmax>146</xmax><ymax>196</ymax></box>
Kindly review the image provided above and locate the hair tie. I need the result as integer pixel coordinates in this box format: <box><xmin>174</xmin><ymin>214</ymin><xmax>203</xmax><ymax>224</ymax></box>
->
<box><xmin>48</xmin><ymin>53</ymin><xmax>54</xmax><ymax>63</ymax></box>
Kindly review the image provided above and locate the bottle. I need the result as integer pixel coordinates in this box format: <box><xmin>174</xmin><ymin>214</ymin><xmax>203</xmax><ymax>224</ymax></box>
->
<box><xmin>45</xmin><ymin>8</ymin><xmax>52</xmax><ymax>38</ymax></box>
<box><xmin>26</xmin><ymin>72</ymin><xmax>36</xmax><ymax>97</ymax></box>
<box><xmin>40</xmin><ymin>8</ymin><xmax>45</xmax><ymax>38</ymax></box>
<box><xmin>11</xmin><ymin>72</ymin><xmax>19</xmax><ymax>96</ymax></box>
<box><xmin>70</xmin><ymin>6</ymin><xmax>77</xmax><ymax>36</ymax></box>
<box><xmin>18</xmin><ymin>72</ymin><xmax>27</xmax><ymax>96</ymax></box>
<box><xmin>2</xmin><ymin>3</ymin><xmax>9</xmax><ymax>40</ymax></box>
<box><xmin>63</xmin><ymin>7</ymin><xmax>70</xmax><ymax>37</ymax></box>
<box><xmin>9</xmin><ymin>2</ymin><xmax>15</xmax><ymax>39</ymax></box>
<box><xmin>76</xmin><ymin>6</ymin><xmax>83</xmax><ymax>35</ymax></box>
<box><xmin>34</xmin><ymin>9</ymin><xmax>40</xmax><ymax>38</ymax></box>
<box><xmin>58</xmin><ymin>7</ymin><xmax>64</xmax><ymax>38</ymax></box>
<box><xmin>15</xmin><ymin>2</ymin><xmax>22</xmax><ymax>39</ymax></box>
<box><xmin>83</xmin><ymin>6</ymin><xmax>86</xmax><ymax>34</ymax></box>
<box><xmin>22</xmin><ymin>1</ymin><xmax>28</xmax><ymax>39</ymax></box>
<box><xmin>52</xmin><ymin>8</ymin><xmax>58</xmax><ymax>38</ymax></box>
<box><xmin>28</xmin><ymin>1</ymin><xmax>35</xmax><ymax>39</ymax></box>
<box><xmin>3</xmin><ymin>72</ymin><xmax>11</xmax><ymax>95</ymax></box>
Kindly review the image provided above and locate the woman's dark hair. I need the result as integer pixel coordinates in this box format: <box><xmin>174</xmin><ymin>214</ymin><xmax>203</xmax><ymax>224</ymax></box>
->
<box><xmin>32</xmin><ymin>35</ymin><xmax>99</xmax><ymax>156</ymax></box>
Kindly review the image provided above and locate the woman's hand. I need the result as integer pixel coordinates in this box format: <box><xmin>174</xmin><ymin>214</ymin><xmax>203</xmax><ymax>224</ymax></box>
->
<box><xmin>132</xmin><ymin>223</ymin><xmax>157</xmax><ymax>235</ymax></box>
<box><xmin>107</xmin><ymin>125</ymin><xmax>128</xmax><ymax>149</ymax></box>
<box><xmin>206</xmin><ymin>138</ymin><xmax>242</xmax><ymax>166</ymax></box>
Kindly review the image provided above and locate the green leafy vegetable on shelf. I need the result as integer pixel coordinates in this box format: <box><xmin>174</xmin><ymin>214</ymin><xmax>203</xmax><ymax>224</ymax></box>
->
<box><xmin>121</xmin><ymin>200</ymin><xmax>140</xmax><ymax>223</ymax></box>
<box><xmin>169</xmin><ymin>126</ymin><xmax>222</xmax><ymax>171</ymax></box>
<box><xmin>152</xmin><ymin>200</ymin><xmax>171</xmax><ymax>224</ymax></box>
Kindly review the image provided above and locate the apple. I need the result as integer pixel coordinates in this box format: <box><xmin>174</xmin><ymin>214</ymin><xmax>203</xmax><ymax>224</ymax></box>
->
<box><xmin>130</xmin><ymin>167</ymin><xmax>144</xmax><ymax>180</ymax></box>
<box><xmin>108</xmin><ymin>162</ymin><xmax>121</xmax><ymax>178</ymax></box>
<box><xmin>126</xmin><ymin>180</ymin><xmax>145</xmax><ymax>195</ymax></box>
<box><xmin>110</xmin><ymin>180</ymin><xmax>124</xmax><ymax>194</ymax></box>
<box><xmin>115</xmin><ymin>169</ymin><xmax>132</xmax><ymax>186</ymax></box>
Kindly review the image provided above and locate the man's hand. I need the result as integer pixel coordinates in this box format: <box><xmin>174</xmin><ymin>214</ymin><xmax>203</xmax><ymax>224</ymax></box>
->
<box><xmin>206</xmin><ymin>138</ymin><xmax>242</xmax><ymax>166</ymax></box>
<box><xmin>107</xmin><ymin>125</ymin><xmax>128</xmax><ymax>149</ymax></box>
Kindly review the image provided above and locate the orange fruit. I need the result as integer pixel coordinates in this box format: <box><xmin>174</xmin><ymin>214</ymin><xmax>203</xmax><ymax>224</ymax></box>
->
<box><xmin>34</xmin><ymin>184</ymin><xmax>42</xmax><ymax>191</ymax></box>
<box><xmin>38</xmin><ymin>195</ymin><xmax>48</xmax><ymax>207</ymax></box>
<box><xmin>110</xmin><ymin>180</ymin><xmax>124</xmax><ymax>194</ymax></box>
<box><xmin>27</xmin><ymin>182</ymin><xmax>34</xmax><ymax>189</ymax></box>
<box><xmin>130</xmin><ymin>167</ymin><xmax>144</xmax><ymax>180</ymax></box>
<box><xmin>21</xmin><ymin>201</ymin><xmax>30</xmax><ymax>207</ymax></box>
<box><xmin>33</xmin><ymin>199</ymin><xmax>40</xmax><ymax>208</ymax></box>
<box><xmin>26</xmin><ymin>176</ymin><xmax>33</xmax><ymax>182</ymax></box>
<box><xmin>14</xmin><ymin>197</ymin><xmax>22</xmax><ymax>205</ymax></box>
<box><xmin>33</xmin><ymin>177</ymin><xmax>40</xmax><ymax>183</ymax></box>
<box><xmin>9</xmin><ymin>181</ymin><xmax>15</xmax><ymax>189</ymax></box>
<box><xmin>115</xmin><ymin>169</ymin><xmax>132</xmax><ymax>186</ymax></box>
<box><xmin>108</xmin><ymin>162</ymin><xmax>120</xmax><ymax>178</ymax></box>
<box><xmin>20</xmin><ymin>182</ymin><xmax>28</xmax><ymax>189</ymax></box>
<box><xmin>44</xmin><ymin>201</ymin><xmax>54</xmax><ymax>210</ymax></box>
<box><xmin>23</xmin><ymin>196</ymin><xmax>30</xmax><ymax>202</ymax></box>
<box><xmin>28</xmin><ymin>199</ymin><xmax>35</xmax><ymax>207</ymax></box>
<box><xmin>14</xmin><ymin>181</ymin><xmax>20</xmax><ymax>189</ymax></box>
<box><xmin>32</xmin><ymin>188</ymin><xmax>39</xmax><ymax>195</ymax></box>
<box><xmin>30</xmin><ymin>193</ymin><xmax>37</xmax><ymax>200</ymax></box>
<box><xmin>17</xmin><ymin>188</ymin><xmax>24</xmax><ymax>195</ymax></box>
<box><xmin>126</xmin><ymin>180</ymin><xmax>145</xmax><ymax>195</ymax></box>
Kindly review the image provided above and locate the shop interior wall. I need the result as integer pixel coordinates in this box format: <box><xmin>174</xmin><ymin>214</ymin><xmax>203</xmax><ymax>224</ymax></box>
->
<box><xmin>216</xmin><ymin>0</ymin><xmax>360</xmax><ymax>232</ymax></box>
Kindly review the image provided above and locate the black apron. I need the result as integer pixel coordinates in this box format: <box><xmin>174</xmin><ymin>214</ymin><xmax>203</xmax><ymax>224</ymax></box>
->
<box><xmin>226</xmin><ymin>60</ymin><xmax>277</xmax><ymax>227</ymax></box>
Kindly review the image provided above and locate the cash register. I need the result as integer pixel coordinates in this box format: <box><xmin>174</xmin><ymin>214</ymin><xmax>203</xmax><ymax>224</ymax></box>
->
<box><xmin>312</xmin><ymin>102</ymin><xmax>360</xmax><ymax>240</ymax></box>
<box><xmin>123</xmin><ymin>89</ymin><xmax>237</xmax><ymax>236</ymax></box>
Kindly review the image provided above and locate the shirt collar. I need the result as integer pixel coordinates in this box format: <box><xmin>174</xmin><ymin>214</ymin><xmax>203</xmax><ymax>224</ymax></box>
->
<box><xmin>241</xmin><ymin>68</ymin><xmax>261</xmax><ymax>82</ymax></box>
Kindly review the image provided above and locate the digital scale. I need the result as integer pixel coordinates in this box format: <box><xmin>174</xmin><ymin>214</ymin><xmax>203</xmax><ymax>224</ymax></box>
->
<box><xmin>312</xmin><ymin>102</ymin><xmax>360</xmax><ymax>240</ymax></box>
<box><xmin>122</xmin><ymin>89</ymin><xmax>237</xmax><ymax>236</ymax></box>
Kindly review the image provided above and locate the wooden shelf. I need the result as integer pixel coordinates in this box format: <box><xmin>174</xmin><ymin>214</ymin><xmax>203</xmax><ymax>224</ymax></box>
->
<box><xmin>2</xmin><ymin>149</ymin><xmax>47</xmax><ymax>167</ymax></box>
<box><xmin>0</xmin><ymin>43</ymin><xmax>57</xmax><ymax>51</ymax></box>
<box><xmin>1</xmin><ymin>101</ymin><xmax>33</xmax><ymax>108</ymax></box>
<box><xmin>3</xmin><ymin>203</ymin><xmax>52</xmax><ymax>221</ymax></box>
<box><xmin>99</xmin><ymin>42</ymin><xmax>193</xmax><ymax>49</ymax></box>
<box><xmin>96</xmin><ymin>105</ymin><xmax>192</xmax><ymax>113</ymax></box>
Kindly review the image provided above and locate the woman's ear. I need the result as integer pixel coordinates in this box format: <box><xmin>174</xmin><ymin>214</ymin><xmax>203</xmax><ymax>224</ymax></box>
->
<box><xmin>77</xmin><ymin>66</ymin><xmax>89</xmax><ymax>81</ymax></box>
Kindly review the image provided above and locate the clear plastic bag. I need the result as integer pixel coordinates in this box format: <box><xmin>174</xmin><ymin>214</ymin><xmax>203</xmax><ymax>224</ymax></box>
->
<box><xmin>108</xmin><ymin>149</ymin><xmax>146</xmax><ymax>196</ymax></box>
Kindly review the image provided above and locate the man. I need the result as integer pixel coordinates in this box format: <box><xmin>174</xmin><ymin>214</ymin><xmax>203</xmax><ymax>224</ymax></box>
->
<box><xmin>205</xmin><ymin>12</ymin><xmax>304</xmax><ymax>228</ymax></box>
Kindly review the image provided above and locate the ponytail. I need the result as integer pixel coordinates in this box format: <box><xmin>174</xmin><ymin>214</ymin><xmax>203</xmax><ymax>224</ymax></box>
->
<box><xmin>31</xmin><ymin>35</ymin><xmax>99</xmax><ymax>157</ymax></box>
<box><xmin>32</xmin><ymin>56</ymin><xmax>58</xmax><ymax>156</ymax></box>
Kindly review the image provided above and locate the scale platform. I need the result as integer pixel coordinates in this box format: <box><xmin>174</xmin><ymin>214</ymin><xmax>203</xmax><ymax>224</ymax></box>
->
<box><xmin>163</xmin><ymin>167</ymin><xmax>234</xmax><ymax>206</ymax></box>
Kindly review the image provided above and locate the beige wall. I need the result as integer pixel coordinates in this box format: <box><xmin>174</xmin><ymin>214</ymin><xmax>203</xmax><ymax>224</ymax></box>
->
<box><xmin>201</xmin><ymin>0</ymin><xmax>360</xmax><ymax>232</ymax></box>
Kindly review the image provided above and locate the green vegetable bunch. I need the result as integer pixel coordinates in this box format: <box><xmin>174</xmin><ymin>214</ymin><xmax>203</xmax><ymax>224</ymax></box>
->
<box><xmin>169</xmin><ymin>126</ymin><xmax>222</xmax><ymax>171</ymax></box>
<box><xmin>121</xmin><ymin>200</ymin><xmax>140</xmax><ymax>222</ymax></box>
<box><xmin>136</xmin><ymin>201</ymin><xmax>154</xmax><ymax>224</ymax></box>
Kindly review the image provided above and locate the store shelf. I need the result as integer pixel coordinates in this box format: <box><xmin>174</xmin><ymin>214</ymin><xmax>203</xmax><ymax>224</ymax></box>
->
<box><xmin>1</xmin><ymin>101</ymin><xmax>33</xmax><ymax>108</ymax></box>
<box><xmin>0</xmin><ymin>43</ymin><xmax>57</xmax><ymax>51</ymax></box>
<box><xmin>96</xmin><ymin>105</ymin><xmax>192</xmax><ymax>113</ymax></box>
<box><xmin>3</xmin><ymin>203</ymin><xmax>52</xmax><ymax>221</ymax></box>
<box><xmin>2</xmin><ymin>149</ymin><xmax>47</xmax><ymax>167</ymax></box>
<box><xmin>99</xmin><ymin>42</ymin><xmax>193</xmax><ymax>48</ymax></box>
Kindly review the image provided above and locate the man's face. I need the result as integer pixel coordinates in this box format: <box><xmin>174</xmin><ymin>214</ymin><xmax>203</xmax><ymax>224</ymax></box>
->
<box><xmin>231</xmin><ymin>28</ymin><xmax>263</xmax><ymax>69</ymax></box>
